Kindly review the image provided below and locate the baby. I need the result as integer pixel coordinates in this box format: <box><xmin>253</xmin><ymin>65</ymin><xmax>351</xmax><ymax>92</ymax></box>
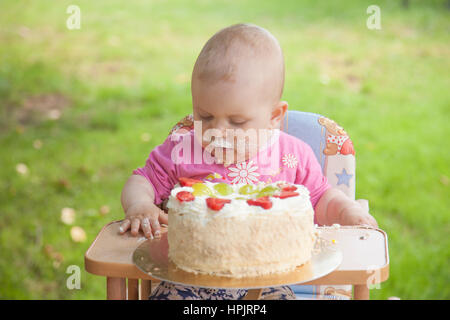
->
<box><xmin>120</xmin><ymin>23</ymin><xmax>377</xmax><ymax>300</ymax></box>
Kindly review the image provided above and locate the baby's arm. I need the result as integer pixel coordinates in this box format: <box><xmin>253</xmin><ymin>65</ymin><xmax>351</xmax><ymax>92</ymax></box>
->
<box><xmin>119</xmin><ymin>174</ymin><xmax>168</xmax><ymax>239</ymax></box>
<box><xmin>315</xmin><ymin>187</ymin><xmax>378</xmax><ymax>227</ymax></box>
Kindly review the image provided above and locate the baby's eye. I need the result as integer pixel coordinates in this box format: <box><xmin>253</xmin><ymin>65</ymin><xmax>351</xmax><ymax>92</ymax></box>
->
<box><xmin>230</xmin><ymin>120</ymin><xmax>248</xmax><ymax>126</ymax></box>
<box><xmin>200</xmin><ymin>115</ymin><xmax>213</xmax><ymax>121</ymax></box>
<box><xmin>231</xmin><ymin>122</ymin><xmax>244</xmax><ymax>126</ymax></box>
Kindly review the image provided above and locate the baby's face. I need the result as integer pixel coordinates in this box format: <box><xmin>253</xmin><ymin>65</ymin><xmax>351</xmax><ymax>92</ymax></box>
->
<box><xmin>192</xmin><ymin>81</ymin><xmax>272</xmax><ymax>132</ymax></box>
<box><xmin>191</xmin><ymin>75</ymin><xmax>285</xmax><ymax>164</ymax></box>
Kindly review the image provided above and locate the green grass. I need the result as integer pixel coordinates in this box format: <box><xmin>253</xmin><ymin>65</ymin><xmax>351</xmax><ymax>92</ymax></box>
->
<box><xmin>0</xmin><ymin>0</ymin><xmax>449</xmax><ymax>299</ymax></box>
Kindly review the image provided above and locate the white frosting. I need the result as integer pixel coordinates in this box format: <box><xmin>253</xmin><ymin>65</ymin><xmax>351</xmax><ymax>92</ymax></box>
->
<box><xmin>207</xmin><ymin>137</ymin><xmax>234</xmax><ymax>149</ymax></box>
<box><xmin>167</xmin><ymin>181</ymin><xmax>312</xmax><ymax>221</ymax></box>
<box><xmin>167</xmin><ymin>180</ymin><xmax>316</xmax><ymax>278</ymax></box>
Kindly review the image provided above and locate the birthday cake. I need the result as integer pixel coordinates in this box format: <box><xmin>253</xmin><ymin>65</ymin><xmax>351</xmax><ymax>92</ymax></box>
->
<box><xmin>166</xmin><ymin>178</ymin><xmax>317</xmax><ymax>278</ymax></box>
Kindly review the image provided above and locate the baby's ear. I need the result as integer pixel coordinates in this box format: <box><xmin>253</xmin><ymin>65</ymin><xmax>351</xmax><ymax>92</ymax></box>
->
<box><xmin>270</xmin><ymin>101</ymin><xmax>288</xmax><ymax>129</ymax></box>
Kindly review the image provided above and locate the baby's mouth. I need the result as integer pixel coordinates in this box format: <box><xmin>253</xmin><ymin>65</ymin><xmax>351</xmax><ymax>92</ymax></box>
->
<box><xmin>208</xmin><ymin>137</ymin><xmax>234</xmax><ymax>149</ymax></box>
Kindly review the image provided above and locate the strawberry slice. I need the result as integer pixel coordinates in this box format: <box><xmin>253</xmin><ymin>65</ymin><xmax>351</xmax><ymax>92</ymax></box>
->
<box><xmin>247</xmin><ymin>196</ymin><xmax>273</xmax><ymax>209</ymax></box>
<box><xmin>273</xmin><ymin>191</ymin><xmax>299</xmax><ymax>199</ymax></box>
<box><xmin>206</xmin><ymin>198</ymin><xmax>231</xmax><ymax>211</ymax></box>
<box><xmin>176</xmin><ymin>191</ymin><xmax>195</xmax><ymax>202</ymax></box>
<box><xmin>281</xmin><ymin>185</ymin><xmax>297</xmax><ymax>192</ymax></box>
<box><xmin>179</xmin><ymin>177</ymin><xmax>203</xmax><ymax>187</ymax></box>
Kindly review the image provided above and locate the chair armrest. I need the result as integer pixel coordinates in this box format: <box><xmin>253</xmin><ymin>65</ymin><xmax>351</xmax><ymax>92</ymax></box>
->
<box><xmin>85</xmin><ymin>221</ymin><xmax>164</xmax><ymax>280</ymax></box>
<box><xmin>85</xmin><ymin>223</ymin><xmax>389</xmax><ymax>287</ymax></box>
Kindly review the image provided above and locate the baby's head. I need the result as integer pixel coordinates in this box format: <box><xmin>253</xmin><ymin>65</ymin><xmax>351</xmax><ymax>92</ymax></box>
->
<box><xmin>191</xmin><ymin>23</ymin><xmax>287</xmax><ymax>162</ymax></box>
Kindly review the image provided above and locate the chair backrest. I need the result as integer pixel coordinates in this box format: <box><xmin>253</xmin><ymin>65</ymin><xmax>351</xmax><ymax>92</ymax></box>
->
<box><xmin>282</xmin><ymin>110</ymin><xmax>356</xmax><ymax>200</ymax></box>
<box><xmin>282</xmin><ymin>110</ymin><xmax>356</xmax><ymax>299</ymax></box>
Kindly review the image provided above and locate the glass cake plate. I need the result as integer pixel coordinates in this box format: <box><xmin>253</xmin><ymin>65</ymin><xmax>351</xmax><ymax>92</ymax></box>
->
<box><xmin>132</xmin><ymin>231</ymin><xmax>342</xmax><ymax>289</ymax></box>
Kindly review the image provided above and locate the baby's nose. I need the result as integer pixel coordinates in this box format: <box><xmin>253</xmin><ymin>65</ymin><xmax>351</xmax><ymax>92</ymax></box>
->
<box><xmin>212</xmin><ymin>119</ymin><xmax>230</xmax><ymax>132</ymax></box>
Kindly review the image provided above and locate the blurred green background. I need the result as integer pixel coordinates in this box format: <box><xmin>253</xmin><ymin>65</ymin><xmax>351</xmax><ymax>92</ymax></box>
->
<box><xmin>0</xmin><ymin>0</ymin><xmax>449</xmax><ymax>299</ymax></box>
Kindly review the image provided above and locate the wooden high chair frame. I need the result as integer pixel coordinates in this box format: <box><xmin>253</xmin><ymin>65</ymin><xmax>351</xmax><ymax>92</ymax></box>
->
<box><xmin>85</xmin><ymin>221</ymin><xmax>389</xmax><ymax>300</ymax></box>
<box><xmin>85</xmin><ymin>111</ymin><xmax>389</xmax><ymax>300</ymax></box>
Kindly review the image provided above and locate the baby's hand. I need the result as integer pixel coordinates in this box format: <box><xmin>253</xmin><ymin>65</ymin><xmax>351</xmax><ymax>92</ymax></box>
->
<box><xmin>339</xmin><ymin>200</ymin><xmax>378</xmax><ymax>228</ymax></box>
<box><xmin>119</xmin><ymin>200</ymin><xmax>168</xmax><ymax>239</ymax></box>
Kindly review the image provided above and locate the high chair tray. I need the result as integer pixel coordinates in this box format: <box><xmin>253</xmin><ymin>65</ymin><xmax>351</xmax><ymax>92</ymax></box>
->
<box><xmin>132</xmin><ymin>231</ymin><xmax>343</xmax><ymax>289</ymax></box>
<box><xmin>85</xmin><ymin>221</ymin><xmax>389</xmax><ymax>286</ymax></box>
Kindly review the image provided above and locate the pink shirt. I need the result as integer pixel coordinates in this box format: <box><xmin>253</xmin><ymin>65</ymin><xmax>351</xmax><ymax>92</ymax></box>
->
<box><xmin>133</xmin><ymin>130</ymin><xmax>331</xmax><ymax>212</ymax></box>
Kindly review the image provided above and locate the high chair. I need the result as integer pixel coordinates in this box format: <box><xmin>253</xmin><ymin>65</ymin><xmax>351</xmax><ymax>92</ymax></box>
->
<box><xmin>85</xmin><ymin>110</ymin><xmax>389</xmax><ymax>300</ymax></box>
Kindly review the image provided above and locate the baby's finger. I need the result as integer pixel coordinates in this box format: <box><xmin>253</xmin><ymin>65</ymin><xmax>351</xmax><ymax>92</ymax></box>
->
<box><xmin>360</xmin><ymin>218</ymin><xmax>378</xmax><ymax>229</ymax></box>
<box><xmin>159</xmin><ymin>210</ymin><xmax>169</xmax><ymax>225</ymax></box>
<box><xmin>369</xmin><ymin>216</ymin><xmax>379</xmax><ymax>228</ymax></box>
<box><xmin>356</xmin><ymin>199</ymin><xmax>369</xmax><ymax>213</ymax></box>
<box><xmin>119</xmin><ymin>219</ymin><xmax>131</xmax><ymax>234</ymax></box>
<box><xmin>141</xmin><ymin>217</ymin><xmax>153</xmax><ymax>239</ymax></box>
<box><xmin>130</xmin><ymin>217</ymin><xmax>141</xmax><ymax>236</ymax></box>
<box><xmin>150</xmin><ymin>218</ymin><xmax>161</xmax><ymax>238</ymax></box>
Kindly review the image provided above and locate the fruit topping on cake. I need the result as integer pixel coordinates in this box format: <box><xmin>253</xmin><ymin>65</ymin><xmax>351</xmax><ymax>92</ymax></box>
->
<box><xmin>238</xmin><ymin>184</ymin><xmax>258</xmax><ymax>195</ymax></box>
<box><xmin>281</xmin><ymin>185</ymin><xmax>298</xmax><ymax>192</ymax></box>
<box><xmin>192</xmin><ymin>183</ymin><xmax>213</xmax><ymax>196</ymax></box>
<box><xmin>257</xmin><ymin>185</ymin><xmax>280</xmax><ymax>197</ymax></box>
<box><xmin>174</xmin><ymin>180</ymin><xmax>301</xmax><ymax>211</ymax></box>
<box><xmin>176</xmin><ymin>191</ymin><xmax>195</xmax><ymax>202</ymax></box>
<box><xmin>214</xmin><ymin>183</ymin><xmax>233</xmax><ymax>196</ymax></box>
<box><xmin>206</xmin><ymin>198</ymin><xmax>232</xmax><ymax>211</ymax></box>
<box><xmin>179</xmin><ymin>177</ymin><xmax>203</xmax><ymax>187</ymax></box>
<box><xmin>247</xmin><ymin>196</ymin><xmax>273</xmax><ymax>209</ymax></box>
<box><xmin>273</xmin><ymin>191</ymin><xmax>299</xmax><ymax>199</ymax></box>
